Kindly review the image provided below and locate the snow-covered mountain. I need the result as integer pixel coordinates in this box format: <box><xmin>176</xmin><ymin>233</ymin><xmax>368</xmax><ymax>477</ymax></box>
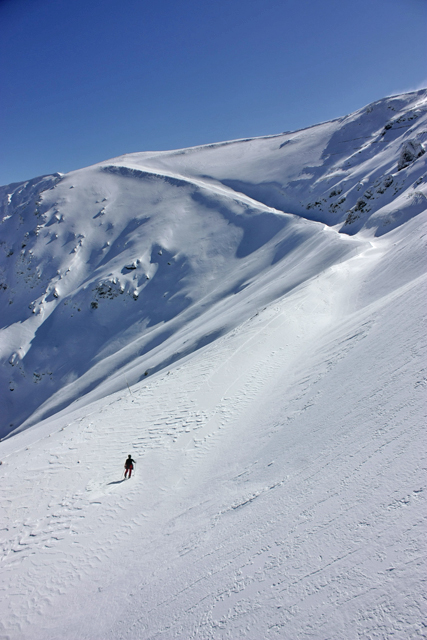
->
<box><xmin>0</xmin><ymin>90</ymin><xmax>426</xmax><ymax>639</ymax></box>
<box><xmin>1</xmin><ymin>89</ymin><xmax>426</xmax><ymax>439</ymax></box>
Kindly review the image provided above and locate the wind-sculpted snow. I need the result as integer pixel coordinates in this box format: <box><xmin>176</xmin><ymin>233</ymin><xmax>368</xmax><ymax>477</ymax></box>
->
<box><xmin>0</xmin><ymin>90</ymin><xmax>426</xmax><ymax>639</ymax></box>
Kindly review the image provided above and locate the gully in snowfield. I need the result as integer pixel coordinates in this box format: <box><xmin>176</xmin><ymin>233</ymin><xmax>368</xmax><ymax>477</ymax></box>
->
<box><xmin>124</xmin><ymin>454</ymin><xmax>136</xmax><ymax>479</ymax></box>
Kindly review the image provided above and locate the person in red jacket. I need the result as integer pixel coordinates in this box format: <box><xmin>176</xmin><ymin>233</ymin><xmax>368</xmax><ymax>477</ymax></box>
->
<box><xmin>124</xmin><ymin>454</ymin><xmax>135</xmax><ymax>479</ymax></box>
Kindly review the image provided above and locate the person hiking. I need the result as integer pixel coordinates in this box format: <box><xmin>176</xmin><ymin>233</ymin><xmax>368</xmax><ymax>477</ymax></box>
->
<box><xmin>124</xmin><ymin>454</ymin><xmax>136</xmax><ymax>479</ymax></box>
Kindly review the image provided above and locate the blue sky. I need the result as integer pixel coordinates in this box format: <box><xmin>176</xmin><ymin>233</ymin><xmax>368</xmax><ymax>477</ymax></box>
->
<box><xmin>1</xmin><ymin>0</ymin><xmax>426</xmax><ymax>186</ymax></box>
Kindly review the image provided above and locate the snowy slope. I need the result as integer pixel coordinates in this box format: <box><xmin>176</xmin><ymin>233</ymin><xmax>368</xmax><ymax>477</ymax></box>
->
<box><xmin>1</xmin><ymin>89</ymin><xmax>426</xmax><ymax>439</ymax></box>
<box><xmin>0</xmin><ymin>91</ymin><xmax>426</xmax><ymax>639</ymax></box>
<box><xmin>0</xmin><ymin>163</ymin><xmax>362</xmax><ymax>437</ymax></box>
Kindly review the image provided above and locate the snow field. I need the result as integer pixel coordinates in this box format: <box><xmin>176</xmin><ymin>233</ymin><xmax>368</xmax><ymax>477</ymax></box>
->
<box><xmin>1</xmin><ymin>211</ymin><xmax>426</xmax><ymax>639</ymax></box>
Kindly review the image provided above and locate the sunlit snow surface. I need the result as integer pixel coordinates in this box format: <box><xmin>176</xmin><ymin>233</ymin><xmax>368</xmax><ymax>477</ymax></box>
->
<box><xmin>0</xmin><ymin>90</ymin><xmax>426</xmax><ymax>639</ymax></box>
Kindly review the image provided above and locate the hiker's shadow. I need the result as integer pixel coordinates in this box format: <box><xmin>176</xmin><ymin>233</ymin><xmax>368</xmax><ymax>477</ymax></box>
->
<box><xmin>107</xmin><ymin>479</ymin><xmax>126</xmax><ymax>485</ymax></box>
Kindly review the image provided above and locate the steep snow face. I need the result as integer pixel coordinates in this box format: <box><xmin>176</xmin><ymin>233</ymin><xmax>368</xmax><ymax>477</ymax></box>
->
<box><xmin>0</xmin><ymin>90</ymin><xmax>426</xmax><ymax>437</ymax></box>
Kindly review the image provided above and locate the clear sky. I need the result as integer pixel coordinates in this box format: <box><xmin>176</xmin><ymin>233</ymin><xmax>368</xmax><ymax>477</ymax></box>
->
<box><xmin>1</xmin><ymin>0</ymin><xmax>426</xmax><ymax>186</ymax></box>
